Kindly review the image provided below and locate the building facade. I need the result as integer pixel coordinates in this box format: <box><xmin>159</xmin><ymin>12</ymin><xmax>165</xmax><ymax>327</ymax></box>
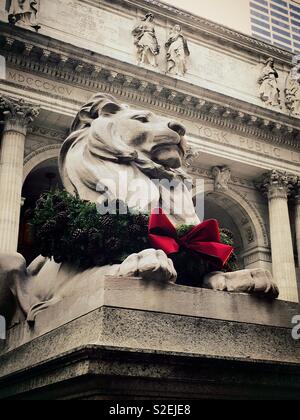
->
<box><xmin>250</xmin><ymin>0</ymin><xmax>300</xmax><ymax>52</ymax></box>
<box><xmin>0</xmin><ymin>0</ymin><xmax>300</xmax><ymax>303</ymax></box>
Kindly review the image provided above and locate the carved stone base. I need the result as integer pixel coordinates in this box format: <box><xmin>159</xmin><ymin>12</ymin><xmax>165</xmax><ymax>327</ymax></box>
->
<box><xmin>0</xmin><ymin>278</ymin><xmax>299</xmax><ymax>400</ymax></box>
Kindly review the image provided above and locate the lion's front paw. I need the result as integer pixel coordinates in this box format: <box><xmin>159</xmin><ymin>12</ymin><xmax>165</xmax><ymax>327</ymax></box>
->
<box><xmin>247</xmin><ymin>268</ymin><xmax>279</xmax><ymax>299</ymax></box>
<box><xmin>117</xmin><ymin>249</ymin><xmax>177</xmax><ymax>283</ymax></box>
<box><xmin>203</xmin><ymin>269</ymin><xmax>279</xmax><ymax>299</ymax></box>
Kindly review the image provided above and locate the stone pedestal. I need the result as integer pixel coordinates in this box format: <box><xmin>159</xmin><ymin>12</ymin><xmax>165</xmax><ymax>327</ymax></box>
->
<box><xmin>0</xmin><ymin>278</ymin><xmax>299</xmax><ymax>400</ymax></box>
<box><xmin>0</xmin><ymin>96</ymin><xmax>39</xmax><ymax>253</ymax></box>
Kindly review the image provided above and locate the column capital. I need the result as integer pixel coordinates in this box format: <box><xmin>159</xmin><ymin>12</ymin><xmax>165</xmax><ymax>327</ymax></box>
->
<box><xmin>256</xmin><ymin>170</ymin><xmax>297</xmax><ymax>200</ymax></box>
<box><xmin>0</xmin><ymin>95</ymin><xmax>40</xmax><ymax>135</ymax></box>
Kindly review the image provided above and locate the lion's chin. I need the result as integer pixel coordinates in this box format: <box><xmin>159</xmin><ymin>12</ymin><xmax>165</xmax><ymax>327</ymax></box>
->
<box><xmin>152</xmin><ymin>147</ymin><xmax>182</xmax><ymax>169</ymax></box>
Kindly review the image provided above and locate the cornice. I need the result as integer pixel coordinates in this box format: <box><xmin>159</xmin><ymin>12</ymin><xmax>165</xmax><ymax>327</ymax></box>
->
<box><xmin>1</xmin><ymin>26</ymin><xmax>300</xmax><ymax>151</ymax></box>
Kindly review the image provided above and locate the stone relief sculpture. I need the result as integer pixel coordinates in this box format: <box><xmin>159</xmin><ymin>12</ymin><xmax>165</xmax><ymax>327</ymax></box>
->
<box><xmin>212</xmin><ymin>166</ymin><xmax>231</xmax><ymax>192</ymax></box>
<box><xmin>132</xmin><ymin>13</ymin><xmax>160</xmax><ymax>67</ymax></box>
<box><xmin>165</xmin><ymin>25</ymin><xmax>190</xmax><ymax>76</ymax></box>
<box><xmin>0</xmin><ymin>93</ymin><xmax>279</xmax><ymax>326</ymax></box>
<box><xmin>285</xmin><ymin>55</ymin><xmax>300</xmax><ymax>116</ymax></box>
<box><xmin>5</xmin><ymin>0</ymin><xmax>40</xmax><ymax>31</ymax></box>
<box><xmin>258</xmin><ymin>58</ymin><xmax>280</xmax><ymax>107</ymax></box>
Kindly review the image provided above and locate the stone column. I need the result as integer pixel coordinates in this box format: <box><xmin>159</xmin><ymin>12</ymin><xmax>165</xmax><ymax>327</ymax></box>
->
<box><xmin>0</xmin><ymin>96</ymin><xmax>39</xmax><ymax>253</ymax></box>
<box><xmin>294</xmin><ymin>181</ymin><xmax>300</xmax><ymax>268</ymax></box>
<box><xmin>259</xmin><ymin>170</ymin><xmax>298</xmax><ymax>302</ymax></box>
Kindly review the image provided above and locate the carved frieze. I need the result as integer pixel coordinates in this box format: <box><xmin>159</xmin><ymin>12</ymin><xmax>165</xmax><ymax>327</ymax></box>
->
<box><xmin>5</xmin><ymin>0</ymin><xmax>41</xmax><ymax>31</ymax></box>
<box><xmin>1</xmin><ymin>31</ymin><xmax>300</xmax><ymax>151</ymax></box>
<box><xmin>212</xmin><ymin>166</ymin><xmax>231</xmax><ymax>192</ymax></box>
<box><xmin>166</xmin><ymin>25</ymin><xmax>190</xmax><ymax>76</ymax></box>
<box><xmin>285</xmin><ymin>55</ymin><xmax>300</xmax><ymax>117</ymax></box>
<box><xmin>132</xmin><ymin>13</ymin><xmax>160</xmax><ymax>67</ymax></box>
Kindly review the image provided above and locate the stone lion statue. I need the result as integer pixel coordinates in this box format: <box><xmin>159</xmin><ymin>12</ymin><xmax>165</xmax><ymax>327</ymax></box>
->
<box><xmin>0</xmin><ymin>94</ymin><xmax>279</xmax><ymax>325</ymax></box>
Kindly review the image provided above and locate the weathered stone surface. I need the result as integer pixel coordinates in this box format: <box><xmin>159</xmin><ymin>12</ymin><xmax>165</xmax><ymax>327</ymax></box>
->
<box><xmin>1</xmin><ymin>276</ymin><xmax>297</xmax><ymax>354</ymax></box>
<box><xmin>0</xmin><ymin>278</ymin><xmax>299</xmax><ymax>399</ymax></box>
<box><xmin>1</xmin><ymin>344</ymin><xmax>300</xmax><ymax>400</ymax></box>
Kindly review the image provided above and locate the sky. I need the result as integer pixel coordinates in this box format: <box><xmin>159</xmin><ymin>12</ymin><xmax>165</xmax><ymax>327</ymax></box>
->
<box><xmin>163</xmin><ymin>0</ymin><xmax>252</xmax><ymax>34</ymax></box>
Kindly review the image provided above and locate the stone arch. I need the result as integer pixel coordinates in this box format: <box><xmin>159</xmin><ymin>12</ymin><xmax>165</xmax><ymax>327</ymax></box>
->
<box><xmin>193</xmin><ymin>179</ymin><xmax>271</xmax><ymax>269</ymax></box>
<box><xmin>20</xmin><ymin>145</ymin><xmax>62</xmax><ymax>262</ymax></box>
<box><xmin>205</xmin><ymin>182</ymin><xmax>269</xmax><ymax>247</ymax></box>
<box><xmin>23</xmin><ymin>144</ymin><xmax>61</xmax><ymax>182</ymax></box>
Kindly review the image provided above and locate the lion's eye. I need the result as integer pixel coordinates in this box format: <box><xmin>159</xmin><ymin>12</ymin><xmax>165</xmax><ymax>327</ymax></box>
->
<box><xmin>132</xmin><ymin>115</ymin><xmax>149</xmax><ymax>123</ymax></box>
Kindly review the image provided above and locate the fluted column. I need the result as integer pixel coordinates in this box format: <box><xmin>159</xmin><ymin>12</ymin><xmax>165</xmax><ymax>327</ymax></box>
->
<box><xmin>0</xmin><ymin>96</ymin><xmax>39</xmax><ymax>253</ymax></box>
<box><xmin>258</xmin><ymin>170</ymin><xmax>298</xmax><ymax>302</ymax></box>
<box><xmin>295</xmin><ymin>182</ymin><xmax>300</xmax><ymax>268</ymax></box>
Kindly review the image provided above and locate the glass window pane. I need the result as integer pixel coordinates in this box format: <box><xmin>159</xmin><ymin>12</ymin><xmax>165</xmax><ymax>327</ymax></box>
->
<box><xmin>250</xmin><ymin>2</ymin><xmax>269</xmax><ymax>14</ymax></box>
<box><xmin>251</xmin><ymin>18</ymin><xmax>271</xmax><ymax>28</ymax></box>
<box><xmin>273</xmin><ymin>33</ymin><xmax>292</xmax><ymax>44</ymax></box>
<box><xmin>251</xmin><ymin>10</ymin><xmax>270</xmax><ymax>21</ymax></box>
<box><xmin>252</xmin><ymin>25</ymin><xmax>271</xmax><ymax>37</ymax></box>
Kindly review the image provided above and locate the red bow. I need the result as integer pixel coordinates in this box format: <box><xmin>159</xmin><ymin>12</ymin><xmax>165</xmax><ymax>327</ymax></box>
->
<box><xmin>149</xmin><ymin>209</ymin><xmax>233</xmax><ymax>269</ymax></box>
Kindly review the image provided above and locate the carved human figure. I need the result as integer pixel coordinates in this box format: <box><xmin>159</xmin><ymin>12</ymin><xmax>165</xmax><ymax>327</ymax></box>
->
<box><xmin>285</xmin><ymin>55</ymin><xmax>300</xmax><ymax>116</ymax></box>
<box><xmin>0</xmin><ymin>93</ymin><xmax>279</xmax><ymax>326</ymax></box>
<box><xmin>165</xmin><ymin>25</ymin><xmax>190</xmax><ymax>76</ymax></box>
<box><xmin>132</xmin><ymin>13</ymin><xmax>160</xmax><ymax>67</ymax></box>
<box><xmin>5</xmin><ymin>0</ymin><xmax>40</xmax><ymax>31</ymax></box>
<box><xmin>212</xmin><ymin>166</ymin><xmax>231</xmax><ymax>192</ymax></box>
<box><xmin>258</xmin><ymin>58</ymin><xmax>280</xmax><ymax>107</ymax></box>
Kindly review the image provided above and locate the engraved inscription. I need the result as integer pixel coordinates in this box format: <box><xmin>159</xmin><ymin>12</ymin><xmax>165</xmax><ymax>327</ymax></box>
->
<box><xmin>8</xmin><ymin>71</ymin><xmax>74</xmax><ymax>96</ymax></box>
<box><xmin>197</xmin><ymin>125</ymin><xmax>282</xmax><ymax>159</ymax></box>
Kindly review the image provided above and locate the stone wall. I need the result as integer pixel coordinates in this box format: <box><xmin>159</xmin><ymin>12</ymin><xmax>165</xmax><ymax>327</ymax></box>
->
<box><xmin>0</xmin><ymin>0</ymin><xmax>295</xmax><ymax>115</ymax></box>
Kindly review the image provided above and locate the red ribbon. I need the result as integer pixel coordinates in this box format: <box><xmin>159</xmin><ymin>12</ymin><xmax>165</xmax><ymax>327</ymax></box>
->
<box><xmin>149</xmin><ymin>209</ymin><xmax>234</xmax><ymax>269</ymax></box>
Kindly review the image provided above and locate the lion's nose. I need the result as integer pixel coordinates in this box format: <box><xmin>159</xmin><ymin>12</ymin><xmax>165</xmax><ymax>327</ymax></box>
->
<box><xmin>168</xmin><ymin>122</ymin><xmax>186</xmax><ymax>137</ymax></box>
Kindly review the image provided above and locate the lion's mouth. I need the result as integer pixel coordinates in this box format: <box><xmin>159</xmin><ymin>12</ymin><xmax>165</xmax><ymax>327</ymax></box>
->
<box><xmin>151</xmin><ymin>138</ymin><xmax>185</xmax><ymax>156</ymax></box>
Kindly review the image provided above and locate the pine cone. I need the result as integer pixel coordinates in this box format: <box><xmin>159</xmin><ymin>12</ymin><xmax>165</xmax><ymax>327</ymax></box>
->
<box><xmin>128</xmin><ymin>224</ymin><xmax>142</xmax><ymax>235</ymax></box>
<box><xmin>221</xmin><ymin>229</ymin><xmax>234</xmax><ymax>241</ymax></box>
<box><xmin>42</xmin><ymin>220</ymin><xmax>57</xmax><ymax>233</ymax></box>
<box><xmin>72</xmin><ymin>228</ymin><xmax>84</xmax><ymax>241</ymax></box>
<box><xmin>133</xmin><ymin>214</ymin><xmax>148</xmax><ymax>226</ymax></box>
<box><xmin>100</xmin><ymin>215</ymin><xmax>115</xmax><ymax>230</ymax></box>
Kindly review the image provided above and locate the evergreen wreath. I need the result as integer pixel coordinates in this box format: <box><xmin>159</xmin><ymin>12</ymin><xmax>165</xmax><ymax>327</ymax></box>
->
<box><xmin>31</xmin><ymin>191</ymin><xmax>238</xmax><ymax>282</ymax></box>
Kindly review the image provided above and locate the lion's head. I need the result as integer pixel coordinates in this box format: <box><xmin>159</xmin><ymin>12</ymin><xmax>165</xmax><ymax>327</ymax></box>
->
<box><xmin>59</xmin><ymin>93</ymin><xmax>188</xmax><ymax>192</ymax></box>
<box><xmin>58</xmin><ymin>93</ymin><xmax>199</xmax><ymax>224</ymax></box>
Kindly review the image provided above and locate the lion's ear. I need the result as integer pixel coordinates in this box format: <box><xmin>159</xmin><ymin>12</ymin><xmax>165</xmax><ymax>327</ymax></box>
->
<box><xmin>71</xmin><ymin>94</ymin><xmax>122</xmax><ymax>132</ymax></box>
<box><xmin>100</xmin><ymin>102</ymin><xmax>122</xmax><ymax>116</ymax></box>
